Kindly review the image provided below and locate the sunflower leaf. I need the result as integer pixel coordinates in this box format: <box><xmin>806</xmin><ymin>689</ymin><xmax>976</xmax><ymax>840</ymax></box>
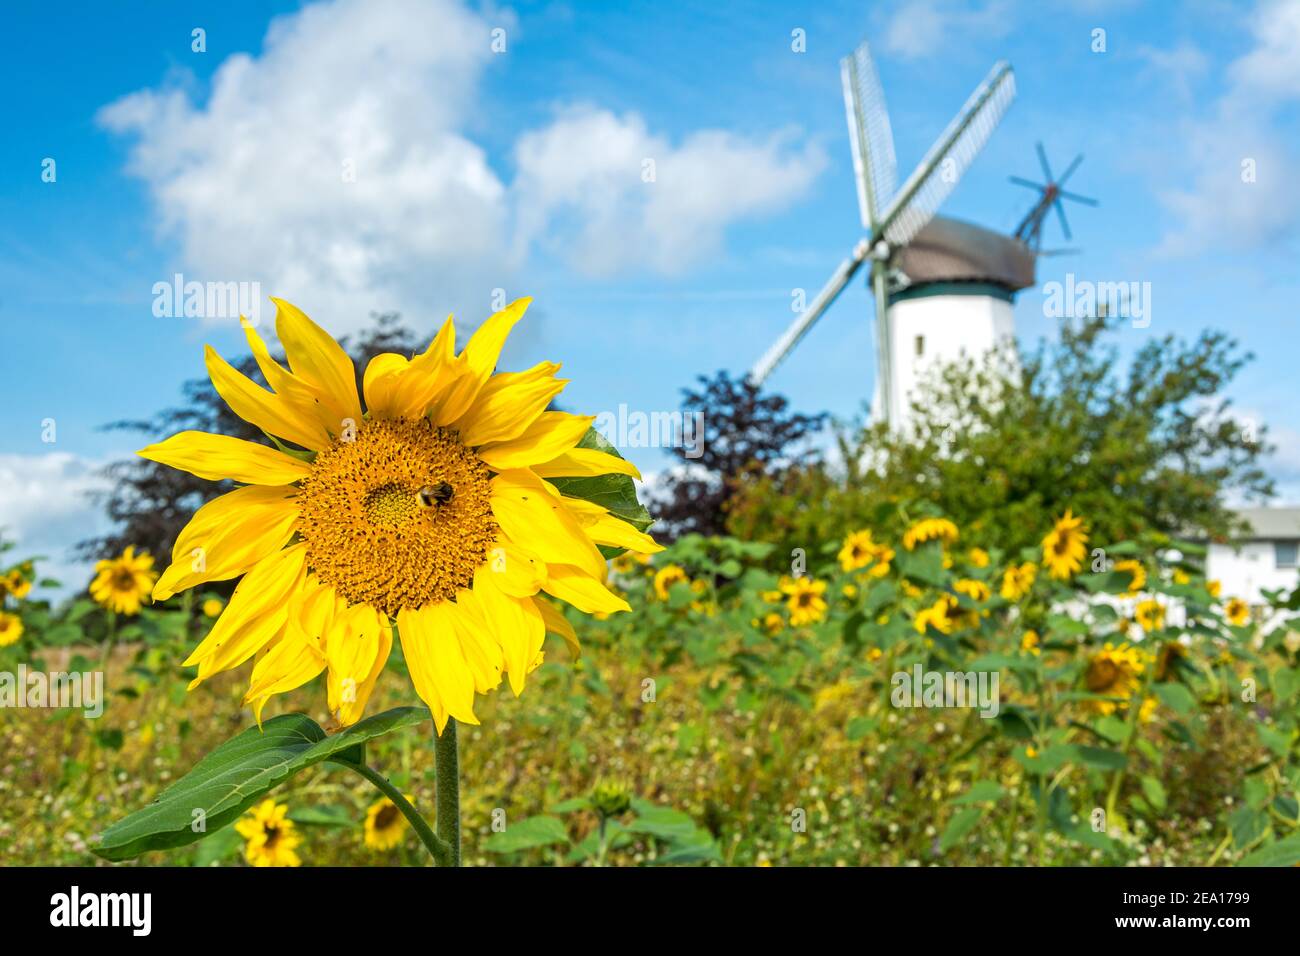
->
<box><xmin>92</xmin><ymin>706</ymin><xmax>429</xmax><ymax>861</ymax></box>
<box><xmin>549</xmin><ymin>427</ymin><xmax>653</xmax><ymax>542</ymax></box>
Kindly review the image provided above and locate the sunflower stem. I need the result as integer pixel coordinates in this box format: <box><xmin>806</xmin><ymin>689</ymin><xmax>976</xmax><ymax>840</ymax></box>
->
<box><xmin>348</xmin><ymin>761</ymin><xmax>450</xmax><ymax>866</ymax></box>
<box><xmin>435</xmin><ymin>717</ymin><xmax>461</xmax><ymax>867</ymax></box>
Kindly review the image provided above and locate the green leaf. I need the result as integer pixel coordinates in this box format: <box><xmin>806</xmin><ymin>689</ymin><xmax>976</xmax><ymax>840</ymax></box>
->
<box><xmin>952</xmin><ymin>780</ymin><xmax>1006</xmax><ymax>805</ymax></box>
<box><xmin>1238</xmin><ymin>830</ymin><xmax>1300</xmax><ymax>867</ymax></box>
<box><xmin>289</xmin><ymin>805</ymin><xmax>356</xmax><ymax>828</ymax></box>
<box><xmin>1072</xmin><ymin>745</ymin><xmax>1128</xmax><ymax>772</ymax></box>
<box><xmin>1139</xmin><ymin>775</ymin><xmax>1167</xmax><ymax>812</ymax></box>
<box><xmin>548</xmin><ymin>428</ymin><xmax>653</xmax><ymax>541</ymax></box>
<box><xmin>939</xmin><ymin>807</ymin><xmax>983</xmax><ymax>852</ymax></box>
<box><xmin>192</xmin><ymin>824</ymin><xmax>243</xmax><ymax>867</ymax></box>
<box><xmin>482</xmin><ymin>815</ymin><xmax>570</xmax><ymax>853</ymax></box>
<box><xmin>548</xmin><ymin>797</ymin><xmax>591</xmax><ymax>814</ymax></box>
<box><xmin>1153</xmin><ymin>682</ymin><xmax>1196</xmax><ymax>715</ymax></box>
<box><xmin>92</xmin><ymin>707</ymin><xmax>429</xmax><ymax>861</ymax></box>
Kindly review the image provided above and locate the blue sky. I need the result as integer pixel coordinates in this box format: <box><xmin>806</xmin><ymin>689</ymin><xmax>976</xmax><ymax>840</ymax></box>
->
<box><xmin>2</xmin><ymin>0</ymin><xmax>1299</xmax><ymax>591</ymax></box>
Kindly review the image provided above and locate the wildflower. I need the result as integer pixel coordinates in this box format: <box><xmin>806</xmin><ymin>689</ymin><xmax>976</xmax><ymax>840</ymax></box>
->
<box><xmin>0</xmin><ymin>612</ymin><xmax>23</xmax><ymax>647</ymax></box>
<box><xmin>653</xmin><ymin>564</ymin><xmax>690</xmax><ymax>601</ymax></box>
<box><xmin>364</xmin><ymin>796</ymin><xmax>411</xmax><ymax>851</ymax></box>
<box><xmin>1135</xmin><ymin>599</ymin><xmax>1166</xmax><ymax>633</ymax></box>
<box><xmin>3</xmin><ymin>570</ymin><xmax>31</xmax><ymax>600</ymax></box>
<box><xmin>1112</xmin><ymin>559</ymin><xmax>1146</xmax><ymax>596</ymax></box>
<box><xmin>967</xmin><ymin>547</ymin><xmax>990</xmax><ymax>568</ymax></box>
<box><xmin>1021</xmin><ymin>630</ymin><xmax>1040</xmax><ymax>656</ymax></box>
<box><xmin>1224</xmin><ymin>597</ymin><xmax>1250</xmax><ymax>627</ymax></box>
<box><xmin>202</xmin><ymin>598</ymin><xmax>224</xmax><ymax>618</ymax></box>
<box><xmin>591</xmin><ymin>780</ymin><xmax>633</xmax><ymax>819</ymax></box>
<box><xmin>1000</xmin><ymin>562</ymin><xmax>1037</xmax><ymax>601</ymax></box>
<box><xmin>953</xmin><ymin>578</ymin><xmax>990</xmax><ymax>603</ymax></box>
<box><xmin>1084</xmin><ymin>643</ymin><xmax>1145</xmax><ymax>715</ymax></box>
<box><xmin>782</xmin><ymin>576</ymin><xmax>828</xmax><ymax>626</ymax></box>
<box><xmin>838</xmin><ymin>530</ymin><xmax>876</xmax><ymax>572</ymax></box>
<box><xmin>914</xmin><ymin>594</ymin><xmax>961</xmax><ymax>635</ymax></box>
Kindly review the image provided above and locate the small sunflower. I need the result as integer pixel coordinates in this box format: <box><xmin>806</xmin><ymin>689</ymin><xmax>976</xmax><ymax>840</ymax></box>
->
<box><xmin>967</xmin><ymin>547</ymin><xmax>990</xmax><ymax>569</ymax></box>
<box><xmin>4</xmin><ymin>570</ymin><xmax>32</xmax><ymax>600</ymax></box>
<box><xmin>0</xmin><ymin>612</ymin><xmax>23</xmax><ymax>647</ymax></box>
<box><xmin>653</xmin><ymin>564</ymin><xmax>690</xmax><ymax>601</ymax></box>
<box><xmin>1224</xmin><ymin>597</ymin><xmax>1250</xmax><ymax>627</ymax></box>
<box><xmin>757</xmin><ymin>611</ymin><xmax>784</xmax><ymax>635</ymax></box>
<box><xmin>202</xmin><ymin>598</ymin><xmax>224</xmax><ymax>618</ymax></box>
<box><xmin>1153</xmin><ymin>640</ymin><xmax>1185</xmax><ymax>682</ymax></box>
<box><xmin>953</xmin><ymin>578</ymin><xmax>991</xmax><ymax>603</ymax></box>
<box><xmin>902</xmin><ymin>517</ymin><xmax>958</xmax><ymax>551</ymax></box>
<box><xmin>1000</xmin><ymin>561</ymin><xmax>1037</xmax><ymax>601</ymax></box>
<box><xmin>138</xmin><ymin>298</ymin><xmax>661</xmax><ymax>732</ymax></box>
<box><xmin>89</xmin><ymin>546</ymin><xmax>158</xmax><ymax>615</ymax></box>
<box><xmin>838</xmin><ymin>530</ymin><xmax>876</xmax><ymax>572</ymax></box>
<box><xmin>1207</xmin><ymin>579</ymin><xmax>1222</xmax><ymax>599</ymax></box>
<box><xmin>1135</xmin><ymin>599</ymin><xmax>1166</xmax><ymax>633</ymax></box>
<box><xmin>1084</xmin><ymin>642</ymin><xmax>1145</xmax><ymax>715</ymax></box>
<box><xmin>1112</xmin><ymin>559</ymin><xmax>1146</xmax><ymax>596</ymax></box>
<box><xmin>1041</xmin><ymin>510</ymin><xmax>1087</xmax><ymax>580</ymax></box>
<box><xmin>914</xmin><ymin>593</ymin><xmax>961</xmax><ymax>635</ymax></box>
<box><xmin>781</xmin><ymin>576</ymin><xmax>828</xmax><ymax>626</ymax></box>
<box><xmin>363</xmin><ymin>795</ymin><xmax>411</xmax><ymax>851</ymax></box>
<box><xmin>1020</xmin><ymin>630</ymin><xmax>1040</xmax><ymax>655</ymax></box>
<box><xmin>235</xmin><ymin>798</ymin><xmax>302</xmax><ymax>867</ymax></box>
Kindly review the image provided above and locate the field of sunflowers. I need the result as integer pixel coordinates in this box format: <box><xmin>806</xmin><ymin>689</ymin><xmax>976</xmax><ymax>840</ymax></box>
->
<box><xmin>4</xmin><ymin>500</ymin><xmax>1299</xmax><ymax>867</ymax></box>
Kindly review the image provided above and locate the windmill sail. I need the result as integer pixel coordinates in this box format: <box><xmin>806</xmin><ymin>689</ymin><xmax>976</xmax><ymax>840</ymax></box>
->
<box><xmin>875</xmin><ymin>61</ymin><xmax>1015</xmax><ymax>250</ymax></box>
<box><xmin>842</xmin><ymin>42</ymin><xmax>897</xmax><ymax>230</ymax></box>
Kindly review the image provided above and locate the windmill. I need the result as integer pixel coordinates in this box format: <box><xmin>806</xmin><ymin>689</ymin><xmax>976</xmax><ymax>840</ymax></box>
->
<box><xmin>1010</xmin><ymin>143</ymin><xmax>1099</xmax><ymax>254</ymax></box>
<box><xmin>749</xmin><ymin>41</ymin><xmax>1028</xmax><ymax>433</ymax></box>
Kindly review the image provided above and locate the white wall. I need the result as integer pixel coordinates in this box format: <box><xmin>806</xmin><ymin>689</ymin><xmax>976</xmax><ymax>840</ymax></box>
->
<box><xmin>1207</xmin><ymin>541</ymin><xmax>1299</xmax><ymax>605</ymax></box>
<box><xmin>873</xmin><ymin>292</ymin><xmax>1015</xmax><ymax>434</ymax></box>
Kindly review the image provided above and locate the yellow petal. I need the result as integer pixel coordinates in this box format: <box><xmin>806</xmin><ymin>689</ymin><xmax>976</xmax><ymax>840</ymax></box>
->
<box><xmin>562</xmin><ymin>498</ymin><xmax>662</xmax><ymax>555</ymax></box>
<box><xmin>490</xmin><ymin>470</ymin><xmax>605</xmax><ymax>580</ymax></box>
<box><xmin>361</xmin><ymin>352</ymin><xmax>412</xmax><ymax>418</ymax></box>
<box><xmin>184</xmin><ymin>544</ymin><xmax>308</xmax><ymax>676</ymax></box>
<box><xmin>446</xmin><ymin>591</ymin><xmax>505</xmax><ymax>694</ymax></box>
<box><xmin>454</xmin><ymin>362</ymin><xmax>567</xmax><ymax>447</ymax></box>
<box><xmin>366</xmin><ymin>316</ymin><xmax>462</xmax><ymax>419</ymax></box>
<box><xmin>432</xmin><ymin>298</ymin><xmax>531</xmax><ymax>425</ymax></box>
<box><xmin>472</xmin><ymin>568</ymin><xmax>544</xmax><ymax>696</ymax></box>
<box><xmin>155</xmin><ymin>485</ymin><xmax>299</xmax><ymax>600</ymax></box>
<box><xmin>482</xmin><ymin>538</ymin><xmax>547</xmax><ymax>598</ymax></box>
<box><xmin>139</xmin><ymin>431</ymin><xmax>311</xmax><ymax>485</ymax></box>
<box><xmin>205</xmin><ymin>345</ymin><xmax>331</xmax><ymax>451</ymax></box>
<box><xmin>272</xmin><ymin>298</ymin><xmax>363</xmax><ymax>429</ymax></box>
<box><xmin>477</xmin><ymin>412</ymin><xmax>594</xmax><ymax>471</ymax></box>
<box><xmin>533</xmin><ymin>447</ymin><xmax>641</xmax><ymax>480</ymax></box>
<box><xmin>243</xmin><ymin>613</ymin><xmax>327</xmax><ymax>726</ymax></box>
<box><xmin>535</xmin><ymin>596</ymin><xmax>580</xmax><ymax>658</ymax></box>
<box><xmin>541</xmin><ymin>563</ymin><xmax>631</xmax><ymax>615</ymax></box>
<box><xmin>325</xmin><ymin>603</ymin><xmax>392</xmax><ymax>728</ymax></box>
<box><xmin>397</xmin><ymin>602</ymin><xmax>479</xmax><ymax>732</ymax></box>
<box><xmin>242</xmin><ymin>318</ymin><xmax>341</xmax><ymax>439</ymax></box>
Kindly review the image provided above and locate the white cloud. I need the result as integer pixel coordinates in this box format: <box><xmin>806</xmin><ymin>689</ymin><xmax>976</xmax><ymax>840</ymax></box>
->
<box><xmin>882</xmin><ymin>0</ymin><xmax>1013</xmax><ymax>59</ymax></box>
<box><xmin>1155</xmin><ymin>0</ymin><xmax>1300</xmax><ymax>256</ymax></box>
<box><xmin>512</xmin><ymin>107</ymin><xmax>824</xmax><ymax>276</ymax></box>
<box><xmin>0</xmin><ymin>453</ymin><xmax>113</xmax><ymax>601</ymax></box>
<box><xmin>98</xmin><ymin>0</ymin><xmax>824</xmax><ymax>334</ymax></box>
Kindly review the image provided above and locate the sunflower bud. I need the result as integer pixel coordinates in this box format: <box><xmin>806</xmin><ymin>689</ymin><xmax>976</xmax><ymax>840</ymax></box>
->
<box><xmin>590</xmin><ymin>780</ymin><xmax>632</xmax><ymax>819</ymax></box>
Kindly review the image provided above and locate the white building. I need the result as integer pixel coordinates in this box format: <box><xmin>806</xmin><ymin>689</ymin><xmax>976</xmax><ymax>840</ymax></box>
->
<box><xmin>1206</xmin><ymin>507</ymin><xmax>1300</xmax><ymax>606</ymax></box>
<box><xmin>871</xmin><ymin>216</ymin><xmax>1035</xmax><ymax>433</ymax></box>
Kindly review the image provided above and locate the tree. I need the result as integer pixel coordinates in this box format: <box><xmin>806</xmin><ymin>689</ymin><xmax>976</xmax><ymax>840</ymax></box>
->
<box><xmin>727</xmin><ymin>313</ymin><xmax>1273</xmax><ymax>555</ymax></box>
<box><xmin>78</xmin><ymin>312</ymin><xmax>421</xmax><ymax>565</ymax></box>
<box><xmin>651</xmin><ymin>370</ymin><xmax>827</xmax><ymax>539</ymax></box>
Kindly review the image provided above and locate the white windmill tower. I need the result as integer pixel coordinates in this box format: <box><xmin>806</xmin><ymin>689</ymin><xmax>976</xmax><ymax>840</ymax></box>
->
<box><xmin>749</xmin><ymin>41</ymin><xmax>1034</xmax><ymax>434</ymax></box>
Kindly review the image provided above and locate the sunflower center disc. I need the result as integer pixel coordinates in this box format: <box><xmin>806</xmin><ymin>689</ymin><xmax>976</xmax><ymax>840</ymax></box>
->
<box><xmin>298</xmin><ymin>417</ymin><xmax>496</xmax><ymax>615</ymax></box>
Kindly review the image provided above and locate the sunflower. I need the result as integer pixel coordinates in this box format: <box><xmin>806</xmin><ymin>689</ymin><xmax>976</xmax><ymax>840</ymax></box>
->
<box><xmin>1135</xmin><ymin>599</ymin><xmax>1166</xmax><ymax>632</ymax></box>
<box><xmin>781</xmin><ymin>576</ymin><xmax>828</xmax><ymax>626</ymax></box>
<box><xmin>1154</xmin><ymin>640</ymin><xmax>1185</xmax><ymax>682</ymax></box>
<box><xmin>1084</xmin><ymin>642</ymin><xmax>1145</xmax><ymax>715</ymax></box>
<box><xmin>1112</xmin><ymin>559</ymin><xmax>1146</xmax><ymax>596</ymax></box>
<box><xmin>902</xmin><ymin>517</ymin><xmax>958</xmax><ymax>551</ymax></box>
<box><xmin>953</xmin><ymin>578</ymin><xmax>991</xmax><ymax>603</ymax></box>
<box><xmin>235</xmin><ymin>798</ymin><xmax>302</xmax><ymax>867</ymax></box>
<box><xmin>364</xmin><ymin>795</ymin><xmax>411</xmax><ymax>851</ymax></box>
<box><xmin>138</xmin><ymin>298</ymin><xmax>661</xmax><ymax>732</ymax></box>
<box><xmin>1000</xmin><ymin>562</ymin><xmax>1037</xmax><ymax>601</ymax></box>
<box><xmin>1207</xmin><ymin>579</ymin><xmax>1222</xmax><ymax>599</ymax></box>
<box><xmin>757</xmin><ymin>611</ymin><xmax>784</xmax><ymax>635</ymax></box>
<box><xmin>1224</xmin><ymin>597</ymin><xmax>1250</xmax><ymax>627</ymax></box>
<box><xmin>1041</xmin><ymin>510</ymin><xmax>1087</xmax><ymax>580</ymax></box>
<box><xmin>967</xmin><ymin>547</ymin><xmax>990</xmax><ymax>569</ymax></box>
<box><xmin>0</xmin><ymin>612</ymin><xmax>23</xmax><ymax>647</ymax></box>
<box><xmin>1020</xmin><ymin>629</ymin><xmax>1040</xmax><ymax>656</ymax></box>
<box><xmin>4</xmin><ymin>570</ymin><xmax>31</xmax><ymax>600</ymax></box>
<box><xmin>914</xmin><ymin>594</ymin><xmax>961</xmax><ymax>635</ymax></box>
<box><xmin>838</xmin><ymin>531</ymin><xmax>876</xmax><ymax>572</ymax></box>
<box><xmin>202</xmin><ymin>598</ymin><xmax>224</xmax><ymax>618</ymax></box>
<box><xmin>653</xmin><ymin>564</ymin><xmax>690</xmax><ymax>601</ymax></box>
<box><xmin>89</xmin><ymin>546</ymin><xmax>158</xmax><ymax>615</ymax></box>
